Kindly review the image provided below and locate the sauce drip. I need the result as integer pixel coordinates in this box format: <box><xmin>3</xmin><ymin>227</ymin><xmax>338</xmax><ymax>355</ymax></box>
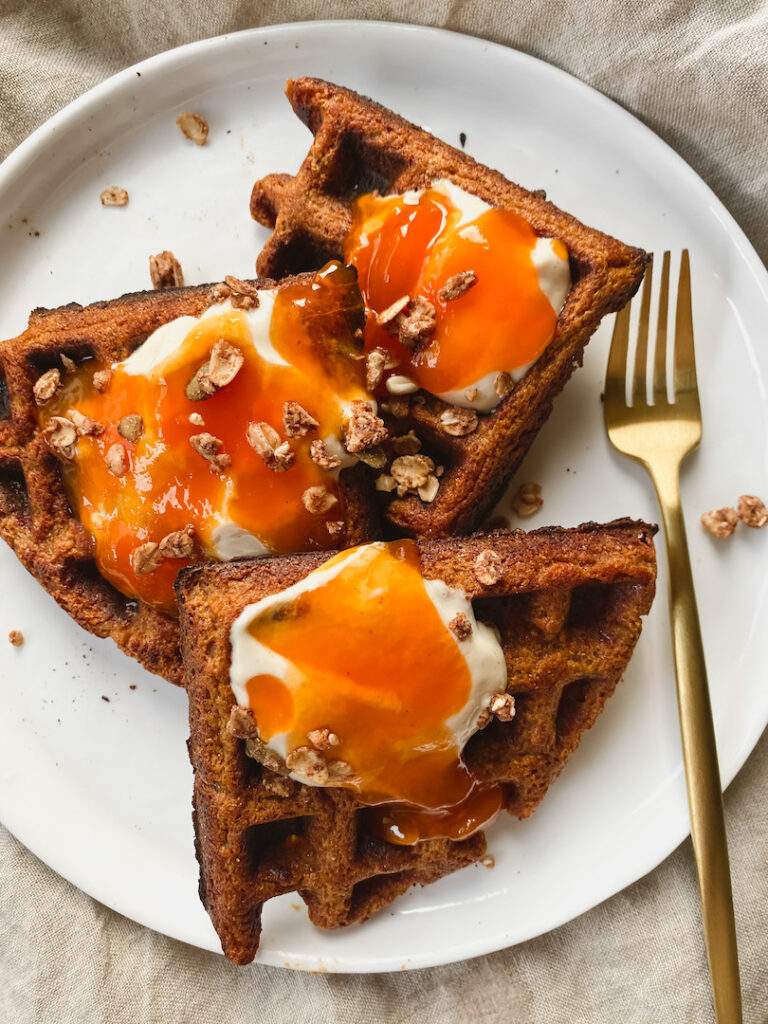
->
<box><xmin>343</xmin><ymin>185</ymin><xmax>567</xmax><ymax>395</ymax></box>
<box><xmin>41</xmin><ymin>262</ymin><xmax>367</xmax><ymax>612</ymax></box>
<box><xmin>242</xmin><ymin>540</ymin><xmax>502</xmax><ymax>844</ymax></box>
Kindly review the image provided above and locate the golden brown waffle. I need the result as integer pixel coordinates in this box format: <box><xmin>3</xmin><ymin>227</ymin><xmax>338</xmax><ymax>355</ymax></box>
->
<box><xmin>251</xmin><ymin>78</ymin><xmax>648</xmax><ymax>538</ymax></box>
<box><xmin>0</xmin><ymin>277</ymin><xmax>377</xmax><ymax>684</ymax></box>
<box><xmin>177</xmin><ymin>519</ymin><xmax>657</xmax><ymax>963</ymax></box>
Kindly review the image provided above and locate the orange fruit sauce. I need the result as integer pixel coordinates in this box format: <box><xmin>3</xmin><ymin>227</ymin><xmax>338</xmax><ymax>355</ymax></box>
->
<box><xmin>242</xmin><ymin>540</ymin><xmax>503</xmax><ymax>845</ymax></box>
<box><xmin>343</xmin><ymin>184</ymin><xmax>567</xmax><ymax>395</ymax></box>
<box><xmin>41</xmin><ymin>263</ymin><xmax>368</xmax><ymax>612</ymax></box>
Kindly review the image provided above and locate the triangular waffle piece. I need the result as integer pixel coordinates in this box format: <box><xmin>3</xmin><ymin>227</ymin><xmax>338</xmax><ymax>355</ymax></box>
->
<box><xmin>251</xmin><ymin>78</ymin><xmax>648</xmax><ymax>537</ymax></box>
<box><xmin>177</xmin><ymin>519</ymin><xmax>656</xmax><ymax>963</ymax></box>
<box><xmin>0</xmin><ymin>277</ymin><xmax>377</xmax><ymax>684</ymax></box>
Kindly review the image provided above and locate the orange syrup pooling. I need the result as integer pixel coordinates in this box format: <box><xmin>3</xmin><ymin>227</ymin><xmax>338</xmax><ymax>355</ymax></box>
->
<box><xmin>343</xmin><ymin>185</ymin><xmax>567</xmax><ymax>395</ymax></box>
<box><xmin>242</xmin><ymin>540</ymin><xmax>502</xmax><ymax>845</ymax></box>
<box><xmin>42</xmin><ymin>262</ymin><xmax>367</xmax><ymax>612</ymax></box>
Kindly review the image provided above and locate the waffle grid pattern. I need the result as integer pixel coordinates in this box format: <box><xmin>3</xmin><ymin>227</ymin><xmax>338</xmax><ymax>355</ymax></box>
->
<box><xmin>0</xmin><ymin>280</ymin><xmax>375</xmax><ymax>683</ymax></box>
<box><xmin>250</xmin><ymin>77</ymin><xmax>648</xmax><ymax>537</ymax></box>
<box><xmin>179</xmin><ymin>522</ymin><xmax>657</xmax><ymax>963</ymax></box>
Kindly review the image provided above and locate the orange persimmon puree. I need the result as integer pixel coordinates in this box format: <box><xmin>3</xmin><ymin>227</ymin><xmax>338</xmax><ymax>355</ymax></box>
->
<box><xmin>229</xmin><ymin>540</ymin><xmax>510</xmax><ymax>845</ymax></box>
<box><xmin>343</xmin><ymin>179</ymin><xmax>571</xmax><ymax>410</ymax></box>
<box><xmin>38</xmin><ymin>263</ymin><xmax>372</xmax><ymax>612</ymax></box>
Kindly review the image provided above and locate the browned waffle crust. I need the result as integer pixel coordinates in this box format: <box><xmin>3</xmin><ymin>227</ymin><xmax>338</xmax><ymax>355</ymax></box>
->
<box><xmin>0</xmin><ymin>277</ymin><xmax>377</xmax><ymax>684</ymax></box>
<box><xmin>177</xmin><ymin>519</ymin><xmax>657</xmax><ymax>964</ymax></box>
<box><xmin>250</xmin><ymin>78</ymin><xmax>649</xmax><ymax>537</ymax></box>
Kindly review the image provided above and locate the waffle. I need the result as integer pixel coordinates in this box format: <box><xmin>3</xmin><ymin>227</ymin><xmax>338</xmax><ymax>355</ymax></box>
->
<box><xmin>250</xmin><ymin>78</ymin><xmax>648</xmax><ymax>538</ymax></box>
<box><xmin>177</xmin><ymin>518</ymin><xmax>657</xmax><ymax>963</ymax></box>
<box><xmin>0</xmin><ymin>277</ymin><xmax>377</xmax><ymax>684</ymax></box>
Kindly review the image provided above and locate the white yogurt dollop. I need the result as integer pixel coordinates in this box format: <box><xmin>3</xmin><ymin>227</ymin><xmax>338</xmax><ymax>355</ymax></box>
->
<box><xmin>229</xmin><ymin>542</ymin><xmax>507</xmax><ymax>787</ymax></box>
<box><xmin>393</xmin><ymin>179</ymin><xmax>572</xmax><ymax>413</ymax></box>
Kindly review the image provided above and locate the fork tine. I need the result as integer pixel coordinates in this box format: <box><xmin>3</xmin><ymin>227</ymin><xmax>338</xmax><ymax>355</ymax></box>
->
<box><xmin>674</xmin><ymin>249</ymin><xmax>698</xmax><ymax>396</ymax></box>
<box><xmin>631</xmin><ymin>255</ymin><xmax>654</xmax><ymax>406</ymax></box>
<box><xmin>653</xmin><ymin>251</ymin><xmax>671</xmax><ymax>402</ymax></box>
<box><xmin>605</xmin><ymin>301</ymin><xmax>631</xmax><ymax>408</ymax></box>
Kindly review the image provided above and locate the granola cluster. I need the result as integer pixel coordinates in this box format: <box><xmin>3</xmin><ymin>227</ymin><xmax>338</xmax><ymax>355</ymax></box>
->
<box><xmin>186</xmin><ymin>340</ymin><xmax>244</xmax><ymax>400</ymax></box>
<box><xmin>476</xmin><ymin>692</ymin><xmax>516</xmax><ymax>729</ymax></box>
<box><xmin>701</xmin><ymin>495</ymin><xmax>768</xmax><ymax>537</ymax></box>
<box><xmin>149</xmin><ymin>250</ymin><xmax>184</xmax><ymax>290</ymax></box>
<box><xmin>176</xmin><ymin>111</ymin><xmax>209</xmax><ymax>146</ymax></box>
<box><xmin>132</xmin><ymin>526</ymin><xmax>196</xmax><ymax>575</ymax></box>
<box><xmin>228</xmin><ymin>705</ymin><xmax>353</xmax><ymax>789</ymax></box>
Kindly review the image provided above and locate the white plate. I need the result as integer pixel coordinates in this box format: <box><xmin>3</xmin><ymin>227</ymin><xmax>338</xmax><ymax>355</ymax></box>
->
<box><xmin>0</xmin><ymin>21</ymin><xmax>767</xmax><ymax>974</ymax></box>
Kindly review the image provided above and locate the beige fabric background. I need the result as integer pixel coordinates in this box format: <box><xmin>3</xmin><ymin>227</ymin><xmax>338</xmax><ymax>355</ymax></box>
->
<box><xmin>1</xmin><ymin>2</ymin><xmax>766</xmax><ymax>1021</ymax></box>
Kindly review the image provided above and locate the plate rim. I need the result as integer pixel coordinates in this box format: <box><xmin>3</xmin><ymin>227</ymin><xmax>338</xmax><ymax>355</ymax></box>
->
<box><xmin>0</xmin><ymin>18</ymin><xmax>767</xmax><ymax>973</ymax></box>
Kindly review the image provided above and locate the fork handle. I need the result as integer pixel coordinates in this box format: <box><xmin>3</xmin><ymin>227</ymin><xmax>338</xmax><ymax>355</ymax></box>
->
<box><xmin>650</xmin><ymin>460</ymin><xmax>743</xmax><ymax>1024</ymax></box>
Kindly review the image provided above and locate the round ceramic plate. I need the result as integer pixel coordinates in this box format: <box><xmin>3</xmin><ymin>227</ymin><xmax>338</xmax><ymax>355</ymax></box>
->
<box><xmin>0</xmin><ymin>21</ymin><xmax>766</xmax><ymax>973</ymax></box>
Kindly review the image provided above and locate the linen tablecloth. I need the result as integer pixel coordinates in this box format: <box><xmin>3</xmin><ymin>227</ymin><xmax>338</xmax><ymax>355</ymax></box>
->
<box><xmin>1</xmin><ymin>2</ymin><xmax>766</xmax><ymax>1021</ymax></box>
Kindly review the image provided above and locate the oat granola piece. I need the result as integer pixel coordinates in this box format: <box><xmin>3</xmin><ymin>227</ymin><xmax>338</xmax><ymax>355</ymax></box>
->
<box><xmin>389</xmin><ymin>430</ymin><xmax>422</xmax><ymax>456</ymax></box>
<box><xmin>489</xmin><ymin>692</ymin><xmax>516</xmax><ymax>722</ymax></box>
<box><xmin>189</xmin><ymin>412</ymin><xmax>205</xmax><ymax>426</ymax></box>
<box><xmin>448</xmin><ymin>612</ymin><xmax>472</xmax><ymax>641</ymax></box>
<box><xmin>397</xmin><ymin>296</ymin><xmax>436</xmax><ymax>349</ymax></box>
<box><xmin>185</xmin><ymin>363</ymin><xmax>217</xmax><ymax>401</ymax></box>
<box><xmin>132</xmin><ymin>541</ymin><xmax>163</xmax><ymax>575</ymax></box>
<box><xmin>474</xmin><ymin>548</ymin><xmax>503</xmax><ymax>586</ymax></box>
<box><xmin>285</xmin><ymin>745</ymin><xmax>329</xmax><ymax>784</ymax></box>
<box><xmin>190</xmin><ymin>432</ymin><xmax>231</xmax><ymax>471</ymax></box>
<box><xmin>307</xmin><ymin>727</ymin><xmax>340</xmax><ymax>750</ymax></box>
<box><xmin>308</xmin><ymin>439</ymin><xmax>341</xmax><ymax>471</ymax></box>
<box><xmin>439</xmin><ymin>406</ymin><xmax>479</xmax><ymax>437</ymax></box>
<box><xmin>737</xmin><ymin>494</ymin><xmax>768</xmax><ymax>529</ymax></box>
<box><xmin>8</xmin><ymin>630</ymin><xmax>23</xmax><ymax>647</ymax></box>
<box><xmin>244</xmin><ymin>736</ymin><xmax>288</xmax><ymax>775</ymax></box>
<box><xmin>375</xmin><ymin>473</ymin><xmax>396</xmax><ymax>492</ymax></box>
<box><xmin>327</xmin><ymin>760</ymin><xmax>354</xmax><ymax>782</ymax></box>
<box><xmin>226</xmin><ymin>704</ymin><xmax>260</xmax><ymax>740</ymax></box>
<box><xmin>439</xmin><ymin>271</ymin><xmax>477</xmax><ymax>302</ymax></box>
<box><xmin>105</xmin><ymin>442</ymin><xmax>128</xmax><ymax>477</ymax></box>
<box><xmin>390</xmin><ymin>454</ymin><xmax>435</xmax><ymax>496</ymax></box>
<box><xmin>60</xmin><ymin>354</ymin><xmax>77</xmax><ymax>373</ymax></box>
<box><xmin>480</xmin><ymin>854</ymin><xmax>495</xmax><ymax>869</ymax></box>
<box><xmin>246</xmin><ymin>421</ymin><xmax>295</xmax><ymax>471</ymax></box>
<box><xmin>375</xmin><ymin>295</ymin><xmax>409</xmax><ymax>326</ymax></box>
<box><xmin>207</xmin><ymin>340</ymin><xmax>244</xmax><ymax>388</ymax></box>
<box><xmin>149</xmin><ymin>250</ymin><xmax>184</xmax><ymax>290</ymax></box>
<box><xmin>326</xmin><ymin>520</ymin><xmax>344</xmax><ymax>539</ymax></box>
<box><xmin>176</xmin><ymin>111</ymin><xmax>209</xmax><ymax>146</ymax></box>
<box><xmin>100</xmin><ymin>186</ymin><xmax>129</xmax><ymax>207</ymax></box>
<box><xmin>117</xmin><ymin>414</ymin><xmax>144</xmax><ymax>442</ymax></box>
<box><xmin>42</xmin><ymin>416</ymin><xmax>78</xmax><ymax>460</ymax></box>
<box><xmin>343</xmin><ymin>401</ymin><xmax>388</xmax><ymax>453</ymax></box>
<box><xmin>93</xmin><ymin>368</ymin><xmax>112</xmax><ymax>392</ymax></box>
<box><xmin>283</xmin><ymin>401</ymin><xmax>319</xmax><ymax>438</ymax></box>
<box><xmin>365</xmin><ymin>348</ymin><xmax>388</xmax><ymax>391</ymax></box>
<box><xmin>700</xmin><ymin>507</ymin><xmax>738</xmax><ymax>538</ymax></box>
<box><xmin>494</xmin><ymin>372</ymin><xmax>513</xmax><ymax>398</ymax></box>
<box><xmin>476</xmin><ymin>707</ymin><xmax>493</xmax><ymax>730</ymax></box>
<box><xmin>418</xmin><ymin>475</ymin><xmax>440</xmax><ymax>503</ymax></box>
<box><xmin>224</xmin><ymin>276</ymin><xmax>260</xmax><ymax>310</ymax></box>
<box><xmin>385</xmin><ymin>375</ymin><xmax>419</xmax><ymax>395</ymax></box>
<box><xmin>67</xmin><ymin>409</ymin><xmax>104</xmax><ymax>437</ymax></box>
<box><xmin>159</xmin><ymin>526</ymin><xmax>196</xmax><ymax>559</ymax></box>
<box><xmin>511</xmin><ymin>482</ymin><xmax>543</xmax><ymax>517</ymax></box>
<box><xmin>301</xmin><ymin>485</ymin><xmax>338</xmax><ymax>515</ymax></box>
<box><xmin>464</xmin><ymin>387</ymin><xmax>479</xmax><ymax>402</ymax></box>
<box><xmin>33</xmin><ymin>368</ymin><xmax>61</xmax><ymax>406</ymax></box>
<box><xmin>380</xmin><ymin>395</ymin><xmax>411</xmax><ymax>418</ymax></box>
<box><xmin>355</xmin><ymin>445</ymin><xmax>387</xmax><ymax>469</ymax></box>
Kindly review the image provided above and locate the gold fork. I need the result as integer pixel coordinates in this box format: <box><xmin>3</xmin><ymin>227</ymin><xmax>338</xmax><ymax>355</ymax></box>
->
<box><xmin>604</xmin><ymin>251</ymin><xmax>742</xmax><ymax>1023</ymax></box>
